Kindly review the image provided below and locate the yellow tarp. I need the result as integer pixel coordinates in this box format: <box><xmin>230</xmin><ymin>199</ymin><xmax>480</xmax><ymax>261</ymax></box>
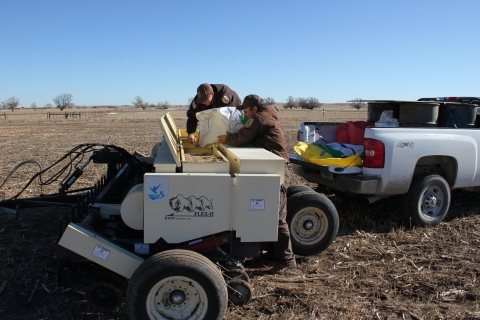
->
<box><xmin>293</xmin><ymin>142</ymin><xmax>363</xmax><ymax>166</ymax></box>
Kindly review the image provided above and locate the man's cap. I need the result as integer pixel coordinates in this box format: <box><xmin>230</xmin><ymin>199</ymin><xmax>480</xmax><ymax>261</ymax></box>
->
<box><xmin>196</xmin><ymin>83</ymin><xmax>213</xmax><ymax>104</ymax></box>
<box><xmin>237</xmin><ymin>94</ymin><xmax>264</xmax><ymax>110</ymax></box>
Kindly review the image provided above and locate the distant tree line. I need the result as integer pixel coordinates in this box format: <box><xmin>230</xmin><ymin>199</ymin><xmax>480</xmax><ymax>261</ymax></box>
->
<box><xmin>53</xmin><ymin>93</ymin><xmax>74</xmax><ymax>110</ymax></box>
<box><xmin>1</xmin><ymin>94</ymin><xmax>74</xmax><ymax>111</ymax></box>
<box><xmin>132</xmin><ymin>96</ymin><xmax>170</xmax><ymax>110</ymax></box>
<box><xmin>1</xmin><ymin>97</ymin><xmax>20</xmax><ymax>111</ymax></box>
<box><xmin>349</xmin><ymin>98</ymin><xmax>366</xmax><ymax>110</ymax></box>
<box><xmin>1</xmin><ymin>94</ymin><xmax>173</xmax><ymax>112</ymax></box>
<box><xmin>2</xmin><ymin>94</ymin><xmax>366</xmax><ymax>112</ymax></box>
<box><xmin>283</xmin><ymin>96</ymin><xmax>323</xmax><ymax>110</ymax></box>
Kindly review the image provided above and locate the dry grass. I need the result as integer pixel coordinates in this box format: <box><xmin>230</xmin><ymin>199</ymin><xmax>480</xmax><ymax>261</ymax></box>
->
<box><xmin>1</xmin><ymin>110</ymin><xmax>479</xmax><ymax>320</ymax></box>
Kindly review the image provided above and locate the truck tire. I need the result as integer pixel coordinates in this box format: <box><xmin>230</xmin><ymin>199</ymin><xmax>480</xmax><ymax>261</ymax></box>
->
<box><xmin>126</xmin><ymin>249</ymin><xmax>227</xmax><ymax>320</ymax></box>
<box><xmin>287</xmin><ymin>185</ymin><xmax>315</xmax><ymax>198</ymax></box>
<box><xmin>287</xmin><ymin>191</ymin><xmax>339</xmax><ymax>256</ymax></box>
<box><xmin>401</xmin><ymin>174</ymin><xmax>451</xmax><ymax>227</ymax></box>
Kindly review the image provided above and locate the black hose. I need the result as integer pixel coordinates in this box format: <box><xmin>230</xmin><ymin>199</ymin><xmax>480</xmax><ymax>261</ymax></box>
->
<box><xmin>0</xmin><ymin>159</ymin><xmax>42</xmax><ymax>190</ymax></box>
<box><xmin>3</xmin><ymin>143</ymin><xmax>153</xmax><ymax>200</ymax></box>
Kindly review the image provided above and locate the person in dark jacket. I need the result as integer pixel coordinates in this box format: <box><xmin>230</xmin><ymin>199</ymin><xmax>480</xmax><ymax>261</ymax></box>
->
<box><xmin>186</xmin><ymin>83</ymin><xmax>241</xmax><ymax>144</ymax></box>
<box><xmin>217</xmin><ymin>94</ymin><xmax>296</xmax><ymax>273</ymax></box>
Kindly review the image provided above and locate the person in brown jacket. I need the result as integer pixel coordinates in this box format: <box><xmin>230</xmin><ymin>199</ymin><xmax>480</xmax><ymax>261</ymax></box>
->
<box><xmin>217</xmin><ymin>94</ymin><xmax>296</xmax><ymax>272</ymax></box>
<box><xmin>186</xmin><ymin>83</ymin><xmax>241</xmax><ymax>144</ymax></box>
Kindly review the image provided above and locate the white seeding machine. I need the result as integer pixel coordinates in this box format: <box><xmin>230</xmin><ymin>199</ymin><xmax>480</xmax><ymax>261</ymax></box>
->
<box><xmin>0</xmin><ymin>113</ymin><xmax>339</xmax><ymax>320</ymax></box>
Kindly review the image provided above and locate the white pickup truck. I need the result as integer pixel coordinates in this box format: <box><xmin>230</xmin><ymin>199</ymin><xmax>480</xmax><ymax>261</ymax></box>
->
<box><xmin>290</xmin><ymin>99</ymin><xmax>480</xmax><ymax>227</ymax></box>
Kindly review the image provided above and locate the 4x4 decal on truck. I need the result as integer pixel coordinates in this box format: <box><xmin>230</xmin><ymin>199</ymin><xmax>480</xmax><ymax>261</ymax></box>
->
<box><xmin>396</xmin><ymin>142</ymin><xmax>414</xmax><ymax>148</ymax></box>
<box><xmin>166</xmin><ymin>194</ymin><xmax>214</xmax><ymax>219</ymax></box>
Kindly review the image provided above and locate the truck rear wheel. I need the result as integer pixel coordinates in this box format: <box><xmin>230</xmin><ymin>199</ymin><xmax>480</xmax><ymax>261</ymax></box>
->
<box><xmin>287</xmin><ymin>192</ymin><xmax>339</xmax><ymax>256</ymax></box>
<box><xmin>126</xmin><ymin>249</ymin><xmax>227</xmax><ymax>320</ymax></box>
<box><xmin>402</xmin><ymin>174</ymin><xmax>451</xmax><ymax>227</ymax></box>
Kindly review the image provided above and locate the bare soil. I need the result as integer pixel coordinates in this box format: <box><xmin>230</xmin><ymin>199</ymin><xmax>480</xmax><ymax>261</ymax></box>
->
<box><xmin>0</xmin><ymin>112</ymin><xmax>479</xmax><ymax>319</ymax></box>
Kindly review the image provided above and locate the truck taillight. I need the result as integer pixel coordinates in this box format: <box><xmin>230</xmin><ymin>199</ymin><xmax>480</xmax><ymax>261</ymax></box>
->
<box><xmin>296</xmin><ymin>130</ymin><xmax>300</xmax><ymax>141</ymax></box>
<box><xmin>364</xmin><ymin>138</ymin><xmax>384</xmax><ymax>168</ymax></box>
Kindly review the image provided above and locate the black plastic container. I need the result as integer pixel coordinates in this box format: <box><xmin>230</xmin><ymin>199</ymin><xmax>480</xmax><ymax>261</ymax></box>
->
<box><xmin>399</xmin><ymin>102</ymin><xmax>439</xmax><ymax>127</ymax></box>
<box><xmin>437</xmin><ymin>103</ymin><xmax>477</xmax><ymax>128</ymax></box>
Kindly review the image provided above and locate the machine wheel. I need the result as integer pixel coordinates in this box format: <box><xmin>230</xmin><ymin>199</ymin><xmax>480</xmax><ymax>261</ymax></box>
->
<box><xmin>85</xmin><ymin>282</ymin><xmax>123</xmax><ymax>313</ymax></box>
<box><xmin>227</xmin><ymin>279</ymin><xmax>253</xmax><ymax>306</ymax></box>
<box><xmin>287</xmin><ymin>185</ymin><xmax>315</xmax><ymax>198</ymax></box>
<box><xmin>223</xmin><ymin>269</ymin><xmax>250</xmax><ymax>283</ymax></box>
<box><xmin>401</xmin><ymin>174</ymin><xmax>451</xmax><ymax>227</ymax></box>
<box><xmin>91</xmin><ymin>271</ymin><xmax>127</xmax><ymax>291</ymax></box>
<box><xmin>219</xmin><ymin>262</ymin><xmax>249</xmax><ymax>282</ymax></box>
<box><xmin>287</xmin><ymin>192</ymin><xmax>339</xmax><ymax>256</ymax></box>
<box><xmin>126</xmin><ymin>249</ymin><xmax>227</xmax><ymax>320</ymax></box>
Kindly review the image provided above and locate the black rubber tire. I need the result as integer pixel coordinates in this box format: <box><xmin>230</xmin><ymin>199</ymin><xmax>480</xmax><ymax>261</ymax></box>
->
<box><xmin>227</xmin><ymin>279</ymin><xmax>253</xmax><ymax>306</ymax></box>
<box><xmin>287</xmin><ymin>185</ymin><xmax>315</xmax><ymax>198</ymax></box>
<box><xmin>287</xmin><ymin>191</ymin><xmax>339</xmax><ymax>256</ymax></box>
<box><xmin>91</xmin><ymin>271</ymin><xmax>127</xmax><ymax>291</ymax></box>
<box><xmin>126</xmin><ymin>249</ymin><xmax>227</xmax><ymax>320</ymax></box>
<box><xmin>401</xmin><ymin>174</ymin><xmax>451</xmax><ymax>227</ymax></box>
<box><xmin>85</xmin><ymin>282</ymin><xmax>123</xmax><ymax>313</ymax></box>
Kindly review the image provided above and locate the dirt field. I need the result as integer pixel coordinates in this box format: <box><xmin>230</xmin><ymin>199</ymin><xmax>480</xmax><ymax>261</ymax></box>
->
<box><xmin>0</xmin><ymin>108</ymin><xmax>479</xmax><ymax>319</ymax></box>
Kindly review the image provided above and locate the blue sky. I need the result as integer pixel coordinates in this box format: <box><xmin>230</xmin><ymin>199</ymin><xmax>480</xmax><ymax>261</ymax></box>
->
<box><xmin>1</xmin><ymin>0</ymin><xmax>479</xmax><ymax>107</ymax></box>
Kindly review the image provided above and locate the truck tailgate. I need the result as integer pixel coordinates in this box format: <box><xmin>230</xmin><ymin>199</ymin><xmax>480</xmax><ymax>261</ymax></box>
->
<box><xmin>289</xmin><ymin>154</ymin><xmax>380</xmax><ymax>194</ymax></box>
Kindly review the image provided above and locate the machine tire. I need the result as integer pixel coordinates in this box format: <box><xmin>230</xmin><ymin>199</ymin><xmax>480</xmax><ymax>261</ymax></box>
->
<box><xmin>223</xmin><ymin>269</ymin><xmax>250</xmax><ymax>283</ymax></box>
<box><xmin>287</xmin><ymin>192</ymin><xmax>339</xmax><ymax>256</ymax></box>
<box><xmin>126</xmin><ymin>249</ymin><xmax>227</xmax><ymax>320</ymax></box>
<box><xmin>227</xmin><ymin>279</ymin><xmax>253</xmax><ymax>306</ymax></box>
<box><xmin>219</xmin><ymin>263</ymin><xmax>249</xmax><ymax>282</ymax></box>
<box><xmin>91</xmin><ymin>271</ymin><xmax>127</xmax><ymax>291</ymax></box>
<box><xmin>85</xmin><ymin>282</ymin><xmax>123</xmax><ymax>313</ymax></box>
<box><xmin>401</xmin><ymin>174</ymin><xmax>451</xmax><ymax>227</ymax></box>
<box><xmin>287</xmin><ymin>185</ymin><xmax>315</xmax><ymax>198</ymax></box>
